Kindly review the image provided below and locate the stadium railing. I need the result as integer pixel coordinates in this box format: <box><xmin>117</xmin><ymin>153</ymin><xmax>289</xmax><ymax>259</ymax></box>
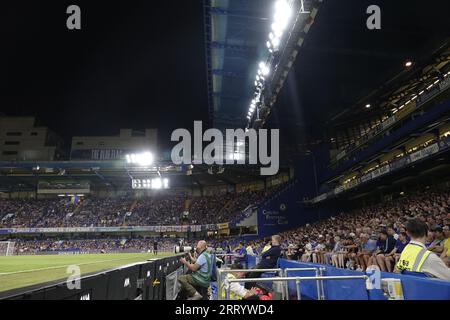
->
<box><xmin>278</xmin><ymin>259</ymin><xmax>450</xmax><ymax>300</ymax></box>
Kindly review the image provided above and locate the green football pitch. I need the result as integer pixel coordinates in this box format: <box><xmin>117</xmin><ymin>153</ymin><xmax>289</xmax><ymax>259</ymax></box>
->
<box><xmin>0</xmin><ymin>252</ymin><xmax>175</xmax><ymax>293</ymax></box>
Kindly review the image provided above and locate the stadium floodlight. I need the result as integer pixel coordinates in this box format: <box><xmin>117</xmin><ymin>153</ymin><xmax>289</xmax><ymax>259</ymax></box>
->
<box><xmin>266</xmin><ymin>40</ymin><xmax>271</xmax><ymax>49</ymax></box>
<box><xmin>259</xmin><ymin>62</ymin><xmax>270</xmax><ymax>76</ymax></box>
<box><xmin>274</xmin><ymin>0</ymin><xmax>292</xmax><ymax>23</ymax></box>
<box><xmin>405</xmin><ymin>61</ymin><xmax>413</xmax><ymax>67</ymax></box>
<box><xmin>152</xmin><ymin>178</ymin><xmax>162</xmax><ymax>189</ymax></box>
<box><xmin>273</xmin><ymin>27</ymin><xmax>283</xmax><ymax>38</ymax></box>
<box><xmin>125</xmin><ymin>152</ymin><xmax>153</xmax><ymax>166</ymax></box>
<box><xmin>270</xmin><ymin>37</ymin><xmax>281</xmax><ymax>49</ymax></box>
<box><xmin>365</xmin><ymin>104</ymin><xmax>371</xmax><ymax>109</ymax></box>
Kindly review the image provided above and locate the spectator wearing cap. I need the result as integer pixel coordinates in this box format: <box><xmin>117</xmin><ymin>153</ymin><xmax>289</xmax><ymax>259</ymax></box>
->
<box><xmin>368</xmin><ymin>230</ymin><xmax>396</xmax><ymax>272</ymax></box>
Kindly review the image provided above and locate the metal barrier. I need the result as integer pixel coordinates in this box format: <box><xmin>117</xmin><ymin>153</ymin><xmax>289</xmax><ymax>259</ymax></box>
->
<box><xmin>224</xmin><ymin>275</ymin><xmax>369</xmax><ymax>300</ymax></box>
<box><xmin>217</xmin><ymin>268</ymin><xmax>283</xmax><ymax>300</ymax></box>
<box><xmin>215</xmin><ymin>253</ymin><xmax>243</xmax><ymax>266</ymax></box>
<box><xmin>283</xmin><ymin>267</ymin><xmax>326</xmax><ymax>300</ymax></box>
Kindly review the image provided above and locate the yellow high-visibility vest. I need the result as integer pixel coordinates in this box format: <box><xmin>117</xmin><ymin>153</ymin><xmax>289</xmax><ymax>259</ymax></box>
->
<box><xmin>262</xmin><ymin>245</ymin><xmax>271</xmax><ymax>253</ymax></box>
<box><xmin>221</xmin><ymin>274</ymin><xmax>242</xmax><ymax>300</ymax></box>
<box><xmin>397</xmin><ymin>242</ymin><xmax>431</xmax><ymax>272</ymax></box>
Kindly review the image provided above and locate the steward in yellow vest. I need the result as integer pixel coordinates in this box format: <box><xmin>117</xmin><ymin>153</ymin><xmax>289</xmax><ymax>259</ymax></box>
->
<box><xmin>397</xmin><ymin>241</ymin><xmax>431</xmax><ymax>272</ymax></box>
<box><xmin>395</xmin><ymin>219</ymin><xmax>450</xmax><ymax>280</ymax></box>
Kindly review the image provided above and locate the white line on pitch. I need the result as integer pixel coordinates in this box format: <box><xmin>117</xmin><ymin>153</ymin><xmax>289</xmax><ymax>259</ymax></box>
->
<box><xmin>0</xmin><ymin>256</ymin><xmax>153</xmax><ymax>276</ymax></box>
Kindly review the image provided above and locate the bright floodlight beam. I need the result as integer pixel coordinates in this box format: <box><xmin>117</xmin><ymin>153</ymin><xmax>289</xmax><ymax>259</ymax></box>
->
<box><xmin>274</xmin><ymin>0</ymin><xmax>292</xmax><ymax>22</ymax></box>
<box><xmin>125</xmin><ymin>151</ymin><xmax>154</xmax><ymax>166</ymax></box>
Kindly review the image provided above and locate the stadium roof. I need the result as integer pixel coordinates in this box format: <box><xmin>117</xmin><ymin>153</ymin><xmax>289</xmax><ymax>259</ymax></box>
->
<box><xmin>0</xmin><ymin>161</ymin><xmax>289</xmax><ymax>192</ymax></box>
<box><xmin>266</xmin><ymin>1</ymin><xmax>450</xmax><ymax>145</ymax></box>
<box><xmin>204</xmin><ymin>0</ymin><xmax>450</xmax><ymax>152</ymax></box>
<box><xmin>203</xmin><ymin>0</ymin><xmax>276</xmax><ymax>130</ymax></box>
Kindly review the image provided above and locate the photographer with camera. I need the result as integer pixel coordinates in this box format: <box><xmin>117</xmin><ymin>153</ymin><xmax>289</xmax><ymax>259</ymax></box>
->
<box><xmin>178</xmin><ymin>240</ymin><xmax>213</xmax><ymax>300</ymax></box>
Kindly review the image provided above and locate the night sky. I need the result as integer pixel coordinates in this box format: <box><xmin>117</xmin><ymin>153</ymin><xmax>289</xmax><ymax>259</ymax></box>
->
<box><xmin>1</xmin><ymin>1</ymin><xmax>449</xmax><ymax>155</ymax></box>
<box><xmin>0</xmin><ymin>1</ymin><xmax>208</xmax><ymax>150</ymax></box>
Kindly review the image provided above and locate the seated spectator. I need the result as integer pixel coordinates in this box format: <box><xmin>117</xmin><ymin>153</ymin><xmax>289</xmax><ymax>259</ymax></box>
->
<box><xmin>356</xmin><ymin>233</ymin><xmax>377</xmax><ymax>271</ymax></box>
<box><xmin>368</xmin><ymin>230</ymin><xmax>396</xmax><ymax>272</ymax></box>
<box><xmin>385</xmin><ymin>232</ymin><xmax>409</xmax><ymax>268</ymax></box>
<box><xmin>428</xmin><ymin>226</ymin><xmax>447</xmax><ymax>255</ymax></box>
<box><xmin>245</xmin><ymin>235</ymin><xmax>282</xmax><ymax>288</ymax></box>
<box><xmin>312</xmin><ymin>236</ymin><xmax>326</xmax><ymax>264</ymax></box>
<box><xmin>234</xmin><ymin>242</ymin><xmax>248</xmax><ymax>268</ymax></box>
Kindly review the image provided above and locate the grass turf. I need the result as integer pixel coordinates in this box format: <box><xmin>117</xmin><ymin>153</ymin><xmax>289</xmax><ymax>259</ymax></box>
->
<box><xmin>0</xmin><ymin>252</ymin><xmax>174</xmax><ymax>293</ymax></box>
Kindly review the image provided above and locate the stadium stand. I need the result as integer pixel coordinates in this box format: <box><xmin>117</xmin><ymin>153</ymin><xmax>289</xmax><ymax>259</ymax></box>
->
<box><xmin>0</xmin><ymin>185</ymin><xmax>283</xmax><ymax>228</ymax></box>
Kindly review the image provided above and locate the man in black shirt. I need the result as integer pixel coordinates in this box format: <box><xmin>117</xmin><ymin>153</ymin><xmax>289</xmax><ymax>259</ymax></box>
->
<box><xmin>370</xmin><ymin>230</ymin><xmax>396</xmax><ymax>272</ymax></box>
<box><xmin>245</xmin><ymin>235</ymin><xmax>282</xmax><ymax>289</ymax></box>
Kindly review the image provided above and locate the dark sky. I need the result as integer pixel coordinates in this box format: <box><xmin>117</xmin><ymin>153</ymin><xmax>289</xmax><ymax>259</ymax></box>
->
<box><xmin>0</xmin><ymin>1</ymin><xmax>208</xmax><ymax>150</ymax></box>
<box><xmin>1</xmin><ymin>0</ymin><xmax>449</xmax><ymax>155</ymax></box>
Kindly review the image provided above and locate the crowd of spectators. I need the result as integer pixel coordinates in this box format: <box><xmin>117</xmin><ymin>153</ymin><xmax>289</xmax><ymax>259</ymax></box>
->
<box><xmin>0</xmin><ymin>184</ymin><xmax>286</xmax><ymax>228</ymax></box>
<box><xmin>267</xmin><ymin>188</ymin><xmax>450</xmax><ymax>273</ymax></box>
<box><xmin>13</xmin><ymin>238</ymin><xmax>179</xmax><ymax>254</ymax></box>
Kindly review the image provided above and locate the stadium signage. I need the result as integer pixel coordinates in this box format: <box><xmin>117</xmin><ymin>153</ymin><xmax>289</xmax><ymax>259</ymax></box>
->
<box><xmin>171</xmin><ymin>121</ymin><xmax>279</xmax><ymax>175</ymax></box>
<box><xmin>0</xmin><ymin>224</ymin><xmax>221</xmax><ymax>234</ymax></box>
